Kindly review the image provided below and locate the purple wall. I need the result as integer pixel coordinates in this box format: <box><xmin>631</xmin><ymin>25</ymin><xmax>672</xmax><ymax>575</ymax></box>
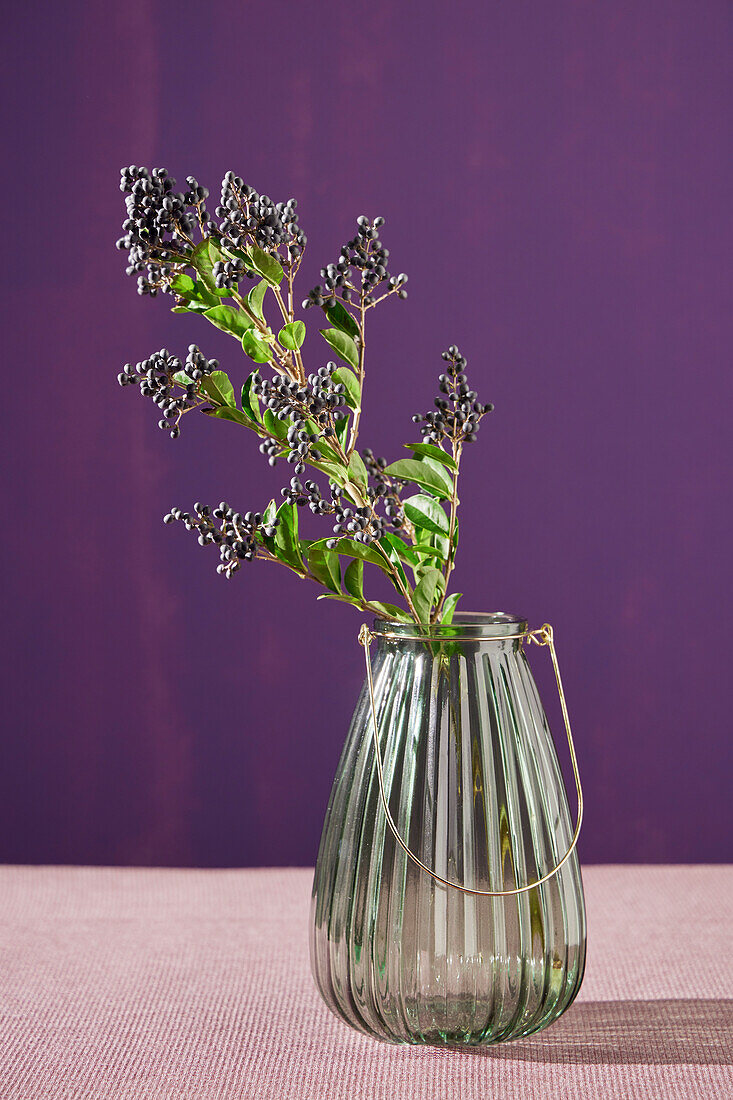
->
<box><xmin>2</xmin><ymin>0</ymin><xmax>731</xmax><ymax>867</ymax></box>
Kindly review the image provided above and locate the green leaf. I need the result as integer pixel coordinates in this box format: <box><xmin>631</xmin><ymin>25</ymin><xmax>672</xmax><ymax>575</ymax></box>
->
<box><xmin>308</xmin><ymin>458</ymin><xmax>348</xmax><ymax>486</ymax></box>
<box><xmin>344</xmin><ymin>558</ymin><xmax>364</xmax><ymax>600</ymax></box>
<box><xmin>263</xmin><ymin>409</ymin><xmax>289</xmax><ymax>441</ymax></box>
<box><xmin>411</xmin><ymin>544</ymin><xmax>444</xmax><ymax>560</ymax></box>
<box><xmin>430</xmin><ymin>531</ymin><xmax>450</xmax><ymax>560</ymax></box>
<box><xmin>221</xmin><ymin>245</ymin><xmax>256</xmax><ymax>270</ymax></box>
<box><xmin>332</xmin><ymin>367</ymin><xmax>361</xmax><ymax>410</ymax></box>
<box><xmin>307</xmin><ymin>545</ymin><xmax>341</xmax><ymax>593</ymax></box>
<box><xmin>241</xmin><ymin>329</ymin><xmax>272</xmax><ymax>364</ymax></box>
<box><xmin>316</xmin><ymin>593</ymin><xmax>365</xmax><ymax>611</ymax></box>
<box><xmin>378</xmin><ymin>535</ymin><xmax>408</xmax><ymax>588</ymax></box>
<box><xmin>200</xmin><ymin>370</ymin><xmax>236</xmax><ymax>408</ymax></box>
<box><xmin>403</xmin><ymin>494</ymin><xmax>449</xmax><ymax>537</ymax></box>
<box><xmin>241</xmin><ymin>374</ymin><xmax>261</xmax><ymax>422</ymax></box>
<box><xmin>247</xmin><ymin>280</ymin><xmax>268</xmax><ymax>321</ymax></box>
<box><xmin>171</xmin><ymin>272</ymin><xmax>219</xmax><ymax>308</ymax></box>
<box><xmin>415</xmin><ymin>522</ymin><xmax>451</xmax><ymax>563</ymax></box>
<box><xmin>420</xmin><ymin>455</ymin><xmax>457</xmax><ymax>495</ymax></box>
<box><xmin>405</xmin><ymin>442</ymin><xmax>458</xmax><ymax>471</ymax></box>
<box><xmin>324</xmin><ymin>299</ymin><xmax>360</xmax><ymax>339</ymax></box>
<box><xmin>383</xmin><ymin>458</ymin><xmax>452</xmax><ymax>499</ymax></box>
<box><xmin>172</xmin><ymin>370</ymin><xmax>194</xmax><ymax>386</ymax></box>
<box><xmin>412</xmin><ymin>567</ymin><xmax>445</xmax><ymax>624</ymax></box>
<box><xmin>278</xmin><ymin>320</ymin><xmax>306</xmax><ymax>350</ymax></box>
<box><xmin>195</xmin><ymin>281</ymin><xmax>219</xmax><ymax>306</ymax></box>
<box><xmin>338</xmin><ymin>540</ymin><xmax>385</xmax><ymax>567</ymax></box>
<box><xmin>367</xmin><ymin>601</ymin><xmax>412</xmax><ymax>623</ymax></box>
<box><xmin>308</xmin><ymin>537</ymin><xmax>386</xmax><ymax>570</ymax></box>
<box><xmin>274</xmin><ymin>502</ymin><xmax>303</xmax><ymax>569</ymax></box>
<box><xmin>441</xmin><ymin>593</ymin><xmax>462</xmax><ymax>624</ymax></box>
<box><xmin>191</xmin><ymin>238</ymin><xmax>227</xmax><ymax>298</ymax></box>
<box><xmin>204</xmin><ymin>304</ymin><xmax>254</xmax><ymax>338</ymax></box>
<box><xmin>249</xmin><ymin>246</ymin><xmax>284</xmax><ymax>286</ymax></box>
<box><xmin>379</xmin><ymin>532</ymin><xmax>441</xmax><ymax>567</ymax></box>
<box><xmin>310</xmin><ymin>434</ymin><xmax>339</xmax><ymax>463</ymax></box>
<box><xmin>348</xmin><ymin>450</ymin><xmax>368</xmax><ymax>489</ymax></box>
<box><xmin>257</xmin><ymin>504</ymin><xmax>278</xmax><ymax>554</ymax></box>
<box><xmin>379</xmin><ymin>532</ymin><xmax>419</xmax><ymax>570</ymax></box>
<box><xmin>320</xmin><ymin>328</ymin><xmax>359</xmax><ymax>370</ymax></box>
<box><xmin>379</xmin><ymin>532</ymin><xmax>408</xmax><ymax>558</ymax></box>
<box><xmin>315</xmin><ymin>594</ymin><xmax>411</xmax><ymax>623</ymax></box>
<box><xmin>171</xmin><ymin>302</ymin><xmax>210</xmax><ymax>315</ymax></box>
<box><xmin>193</xmin><ymin>280</ymin><xmax>219</xmax><ymax>306</ymax></box>
<box><xmin>206</xmin><ymin>406</ymin><xmax>248</xmax><ymax>426</ymax></box>
<box><xmin>334</xmin><ymin>413</ymin><xmax>350</xmax><ymax>448</ymax></box>
<box><xmin>171</xmin><ymin>273</ymin><xmax>195</xmax><ymax>296</ymax></box>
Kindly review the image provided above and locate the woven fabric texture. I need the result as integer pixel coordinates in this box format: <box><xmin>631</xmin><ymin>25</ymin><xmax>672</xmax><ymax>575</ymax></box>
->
<box><xmin>0</xmin><ymin>865</ymin><xmax>731</xmax><ymax>1099</ymax></box>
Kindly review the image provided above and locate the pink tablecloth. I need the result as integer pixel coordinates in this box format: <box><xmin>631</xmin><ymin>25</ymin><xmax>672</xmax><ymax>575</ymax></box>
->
<box><xmin>0</xmin><ymin>865</ymin><xmax>731</xmax><ymax>1099</ymax></box>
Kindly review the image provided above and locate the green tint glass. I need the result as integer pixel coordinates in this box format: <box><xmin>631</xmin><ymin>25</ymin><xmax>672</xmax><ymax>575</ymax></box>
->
<box><xmin>310</xmin><ymin>613</ymin><xmax>586</xmax><ymax>1045</ymax></box>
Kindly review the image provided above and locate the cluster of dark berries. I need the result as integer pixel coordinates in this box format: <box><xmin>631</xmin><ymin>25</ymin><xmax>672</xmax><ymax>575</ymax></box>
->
<box><xmin>117</xmin><ymin>345</ymin><xmax>217</xmax><ymax>438</ymax></box>
<box><xmin>278</xmin><ymin>447</ymin><xmax>411</xmax><ymax>549</ymax></box>
<box><xmin>281</xmin><ymin>477</ymin><xmax>333</xmax><ymax>515</ymax></box>
<box><xmin>216</xmin><ymin>173</ymin><xmax>306</xmax><ymax>259</ymax></box>
<box><xmin>282</xmin><ymin>472</ymin><xmax>394</xmax><ymax>545</ymax></box>
<box><xmin>302</xmin><ymin>216</ymin><xmax>407</xmax><ymax>310</ymax></box>
<box><xmin>212</xmin><ymin>257</ymin><xmax>246</xmax><ymax>290</ymax></box>
<box><xmin>117</xmin><ymin>166</ymin><xmax>307</xmax><ymax>300</ymax></box>
<box><xmin>183</xmin><ymin>176</ymin><xmax>210</xmax><ymax>205</ymax></box>
<box><xmin>163</xmin><ymin>501</ymin><xmax>279</xmax><ymax>578</ymax></box>
<box><xmin>258</xmin><ymin>438</ymin><xmax>282</xmax><ymax>466</ymax></box>
<box><xmin>283</xmin><ymin>423</ymin><xmax>322</xmax><ymax>475</ymax></box>
<box><xmin>183</xmin><ymin>345</ymin><xmax>218</xmax><ymax>383</ymax></box>
<box><xmin>116</xmin><ymin>167</ymin><xmax>205</xmax><ymax>296</ymax></box>
<box><xmin>362</xmin><ymin>449</ymin><xmax>407</xmax><ymax>530</ymax></box>
<box><xmin>412</xmin><ymin>346</ymin><xmax>494</xmax><ymax>446</ymax></box>
<box><xmin>326</xmin><ymin>493</ymin><xmax>388</xmax><ymax>548</ymax></box>
<box><xmin>251</xmin><ymin>364</ymin><xmax>348</xmax><ymax>473</ymax></box>
<box><xmin>304</xmin><ymin>364</ymin><xmax>350</xmax><ymax>433</ymax></box>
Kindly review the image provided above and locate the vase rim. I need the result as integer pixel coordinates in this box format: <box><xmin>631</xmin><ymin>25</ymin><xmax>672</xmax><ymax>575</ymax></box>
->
<box><xmin>372</xmin><ymin>611</ymin><xmax>529</xmax><ymax>640</ymax></box>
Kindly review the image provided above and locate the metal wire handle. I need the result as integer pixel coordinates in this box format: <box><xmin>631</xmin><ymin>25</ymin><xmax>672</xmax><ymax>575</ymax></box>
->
<box><xmin>358</xmin><ymin>622</ymin><xmax>583</xmax><ymax>897</ymax></box>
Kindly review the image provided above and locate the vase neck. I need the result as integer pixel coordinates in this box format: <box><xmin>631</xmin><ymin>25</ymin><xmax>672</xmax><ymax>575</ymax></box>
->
<box><xmin>371</xmin><ymin>612</ymin><xmax>528</xmax><ymax>643</ymax></box>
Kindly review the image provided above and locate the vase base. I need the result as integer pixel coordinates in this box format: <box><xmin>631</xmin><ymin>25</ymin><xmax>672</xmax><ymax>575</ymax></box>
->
<box><xmin>323</xmin><ymin>983</ymin><xmax>584</xmax><ymax>1047</ymax></box>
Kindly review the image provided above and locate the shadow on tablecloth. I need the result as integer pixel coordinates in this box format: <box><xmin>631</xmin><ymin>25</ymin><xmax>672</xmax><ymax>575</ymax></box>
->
<box><xmin>480</xmin><ymin>999</ymin><xmax>733</xmax><ymax>1065</ymax></box>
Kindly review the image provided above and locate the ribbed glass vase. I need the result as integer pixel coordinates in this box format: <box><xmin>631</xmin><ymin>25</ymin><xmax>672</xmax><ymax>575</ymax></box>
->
<box><xmin>310</xmin><ymin>613</ymin><xmax>586</xmax><ymax>1046</ymax></box>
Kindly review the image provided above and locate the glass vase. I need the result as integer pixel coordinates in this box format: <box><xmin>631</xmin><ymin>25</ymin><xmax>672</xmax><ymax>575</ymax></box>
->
<box><xmin>310</xmin><ymin>613</ymin><xmax>586</xmax><ymax>1046</ymax></box>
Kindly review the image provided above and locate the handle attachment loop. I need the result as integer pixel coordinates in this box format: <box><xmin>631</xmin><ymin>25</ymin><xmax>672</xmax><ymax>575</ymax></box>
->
<box><xmin>357</xmin><ymin>622</ymin><xmax>583</xmax><ymax>897</ymax></box>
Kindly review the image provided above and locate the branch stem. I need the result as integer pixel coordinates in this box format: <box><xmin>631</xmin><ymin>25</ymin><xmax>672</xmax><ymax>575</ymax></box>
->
<box><xmin>434</xmin><ymin>437</ymin><xmax>462</xmax><ymax>621</ymax></box>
